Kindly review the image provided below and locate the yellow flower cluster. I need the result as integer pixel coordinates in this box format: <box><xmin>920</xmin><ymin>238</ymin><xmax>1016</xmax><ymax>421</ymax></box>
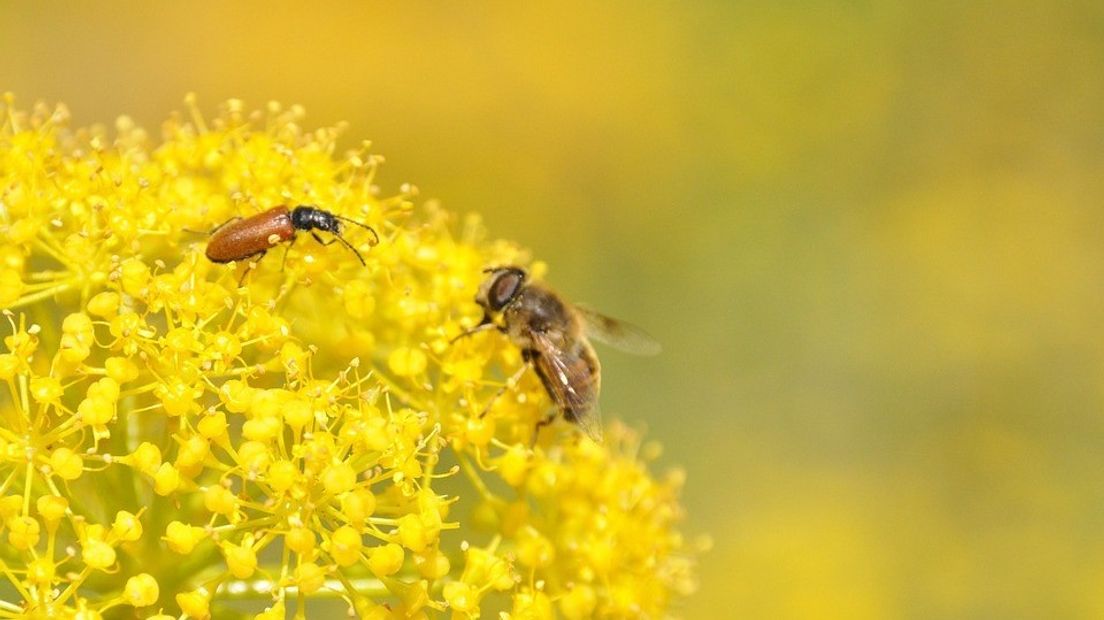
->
<box><xmin>0</xmin><ymin>95</ymin><xmax>696</xmax><ymax>618</ymax></box>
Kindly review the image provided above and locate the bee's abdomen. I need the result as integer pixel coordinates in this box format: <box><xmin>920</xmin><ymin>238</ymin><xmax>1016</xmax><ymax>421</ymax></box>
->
<box><xmin>529</xmin><ymin>343</ymin><xmax>600</xmax><ymax>414</ymax></box>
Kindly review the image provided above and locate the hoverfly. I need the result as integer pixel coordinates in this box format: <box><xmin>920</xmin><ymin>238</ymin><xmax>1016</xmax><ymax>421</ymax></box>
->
<box><xmin>455</xmin><ymin>266</ymin><xmax>660</xmax><ymax>441</ymax></box>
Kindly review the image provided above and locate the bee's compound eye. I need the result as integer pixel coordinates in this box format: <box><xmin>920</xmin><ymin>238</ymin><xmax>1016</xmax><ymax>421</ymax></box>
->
<box><xmin>489</xmin><ymin>270</ymin><xmax>523</xmax><ymax>310</ymax></box>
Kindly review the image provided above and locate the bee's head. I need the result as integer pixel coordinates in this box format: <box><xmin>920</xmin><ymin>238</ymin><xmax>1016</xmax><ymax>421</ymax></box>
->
<box><xmin>476</xmin><ymin>266</ymin><xmax>527</xmax><ymax>312</ymax></box>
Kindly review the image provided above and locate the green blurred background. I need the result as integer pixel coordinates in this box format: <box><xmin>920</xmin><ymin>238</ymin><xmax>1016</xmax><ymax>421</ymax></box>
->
<box><xmin>4</xmin><ymin>1</ymin><xmax>1104</xmax><ymax>616</ymax></box>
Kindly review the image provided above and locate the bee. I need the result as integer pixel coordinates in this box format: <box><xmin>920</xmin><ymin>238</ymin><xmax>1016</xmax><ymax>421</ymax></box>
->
<box><xmin>456</xmin><ymin>266</ymin><xmax>660</xmax><ymax>442</ymax></box>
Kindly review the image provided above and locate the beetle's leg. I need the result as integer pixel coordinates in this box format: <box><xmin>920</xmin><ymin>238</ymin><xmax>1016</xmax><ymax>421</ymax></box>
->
<box><xmin>185</xmin><ymin>216</ymin><xmax>243</xmax><ymax>235</ymax></box>
<box><xmin>210</xmin><ymin>216</ymin><xmax>243</xmax><ymax>234</ymax></box>
<box><xmin>238</xmin><ymin>250</ymin><xmax>265</xmax><ymax>286</ymax></box>
<box><xmin>310</xmin><ymin>231</ymin><xmax>338</xmax><ymax>246</ymax></box>
<box><xmin>280</xmin><ymin>235</ymin><xmax>298</xmax><ymax>271</ymax></box>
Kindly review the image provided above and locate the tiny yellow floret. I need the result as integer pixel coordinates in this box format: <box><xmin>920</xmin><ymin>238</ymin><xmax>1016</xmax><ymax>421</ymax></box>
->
<box><xmin>176</xmin><ymin>589</ymin><xmax>211</xmax><ymax>619</ymax></box>
<box><xmin>7</xmin><ymin>515</ymin><xmax>41</xmax><ymax>550</ymax></box>
<box><xmin>204</xmin><ymin>485</ymin><xmax>238</xmax><ymax>517</ymax></box>
<box><xmin>322</xmin><ymin>462</ymin><xmax>357</xmax><ymax>495</ymax></box>
<box><xmin>27</xmin><ymin>557</ymin><xmax>55</xmax><ymax>585</ymax></box>
<box><xmin>368</xmin><ymin>542</ymin><xmax>405</xmax><ymax>577</ymax></box>
<box><xmin>36</xmin><ymin>495</ymin><xmax>68</xmax><ymax>523</ymax></box>
<box><xmin>153</xmin><ymin>463</ymin><xmax>181</xmax><ymax>495</ymax></box>
<box><xmin>30</xmin><ymin>376</ymin><xmax>63</xmax><ymax>403</ymax></box>
<box><xmin>559</xmin><ymin>584</ymin><xmax>597</xmax><ymax>619</ymax></box>
<box><xmin>285</xmin><ymin>526</ymin><xmax>316</xmax><ymax>555</ymax></box>
<box><xmin>112</xmin><ymin>510</ymin><xmax>144</xmax><ymax>541</ymax></box>
<box><xmin>443</xmin><ymin>581</ymin><xmax>478</xmax><ymax>613</ymax></box>
<box><xmin>86</xmin><ymin>291</ymin><xmax>121</xmax><ymax>318</ymax></box>
<box><xmin>165</xmin><ymin>521</ymin><xmax>207</xmax><ymax>554</ymax></box>
<box><xmin>82</xmin><ymin>537</ymin><xmax>117</xmax><ymax>570</ymax></box>
<box><xmin>340</xmin><ymin>488</ymin><xmax>377</xmax><ymax>525</ymax></box>
<box><xmin>222</xmin><ymin>540</ymin><xmax>258</xmax><ymax>578</ymax></box>
<box><xmin>295</xmin><ymin>562</ymin><xmax>326</xmax><ymax>594</ymax></box>
<box><xmin>50</xmin><ymin>447</ymin><xmax>84</xmax><ymax>480</ymax></box>
<box><xmin>124</xmin><ymin>573</ymin><xmax>160</xmax><ymax>607</ymax></box>
<box><xmin>388</xmin><ymin>346</ymin><xmax>427</xmax><ymax>376</ymax></box>
<box><xmin>329</xmin><ymin>525</ymin><xmax>363</xmax><ymax>567</ymax></box>
<box><xmin>128</xmin><ymin>442</ymin><xmax>162</xmax><ymax>474</ymax></box>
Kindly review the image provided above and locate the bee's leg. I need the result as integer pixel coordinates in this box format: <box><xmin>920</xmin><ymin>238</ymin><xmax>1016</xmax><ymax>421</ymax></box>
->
<box><xmin>530</xmin><ymin>411</ymin><xmax>558</xmax><ymax>446</ymax></box>
<box><xmin>479</xmin><ymin>359</ymin><xmax>531</xmax><ymax>419</ymax></box>
<box><xmin>450</xmin><ymin>314</ymin><xmax>504</xmax><ymax>344</ymax></box>
<box><xmin>238</xmin><ymin>251</ymin><xmax>265</xmax><ymax>286</ymax></box>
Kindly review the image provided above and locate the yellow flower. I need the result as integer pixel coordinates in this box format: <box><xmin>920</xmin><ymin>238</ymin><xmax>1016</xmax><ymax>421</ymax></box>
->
<box><xmin>0</xmin><ymin>94</ymin><xmax>697</xmax><ymax>617</ymax></box>
<box><xmin>124</xmin><ymin>573</ymin><xmax>160</xmax><ymax>607</ymax></box>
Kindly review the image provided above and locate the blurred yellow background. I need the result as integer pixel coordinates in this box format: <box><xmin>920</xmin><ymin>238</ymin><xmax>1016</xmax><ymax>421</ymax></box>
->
<box><xmin>4</xmin><ymin>1</ymin><xmax>1104</xmax><ymax>616</ymax></box>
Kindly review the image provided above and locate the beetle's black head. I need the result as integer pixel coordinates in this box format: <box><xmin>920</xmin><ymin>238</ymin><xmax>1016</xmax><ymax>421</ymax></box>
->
<box><xmin>476</xmin><ymin>266</ymin><xmax>527</xmax><ymax>312</ymax></box>
<box><xmin>290</xmin><ymin>205</ymin><xmax>340</xmax><ymax>233</ymax></box>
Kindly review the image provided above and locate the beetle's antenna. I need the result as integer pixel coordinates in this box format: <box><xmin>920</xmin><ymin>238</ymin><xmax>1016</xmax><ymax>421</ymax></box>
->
<box><xmin>333</xmin><ymin>233</ymin><xmax>367</xmax><ymax>266</ymax></box>
<box><xmin>333</xmin><ymin>215</ymin><xmax>380</xmax><ymax>245</ymax></box>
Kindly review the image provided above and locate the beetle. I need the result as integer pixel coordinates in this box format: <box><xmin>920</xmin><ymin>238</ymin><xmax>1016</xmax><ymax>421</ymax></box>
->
<box><xmin>204</xmin><ymin>205</ymin><xmax>378</xmax><ymax>266</ymax></box>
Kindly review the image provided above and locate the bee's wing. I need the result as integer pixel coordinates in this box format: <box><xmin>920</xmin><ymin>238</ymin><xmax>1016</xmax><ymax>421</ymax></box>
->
<box><xmin>567</xmin><ymin>399</ymin><xmax>604</xmax><ymax>443</ymax></box>
<box><xmin>574</xmin><ymin>304</ymin><xmax>662</xmax><ymax>356</ymax></box>
<box><xmin>529</xmin><ymin>330</ymin><xmax>604</xmax><ymax>442</ymax></box>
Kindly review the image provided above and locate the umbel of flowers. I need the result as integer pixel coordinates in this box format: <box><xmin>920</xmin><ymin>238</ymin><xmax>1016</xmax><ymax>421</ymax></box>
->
<box><xmin>0</xmin><ymin>95</ymin><xmax>697</xmax><ymax>619</ymax></box>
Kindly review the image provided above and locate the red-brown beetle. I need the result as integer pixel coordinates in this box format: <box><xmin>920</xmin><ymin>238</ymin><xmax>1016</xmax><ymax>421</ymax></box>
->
<box><xmin>205</xmin><ymin>205</ymin><xmax>378</xmax><ymax>266</ymax></box>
